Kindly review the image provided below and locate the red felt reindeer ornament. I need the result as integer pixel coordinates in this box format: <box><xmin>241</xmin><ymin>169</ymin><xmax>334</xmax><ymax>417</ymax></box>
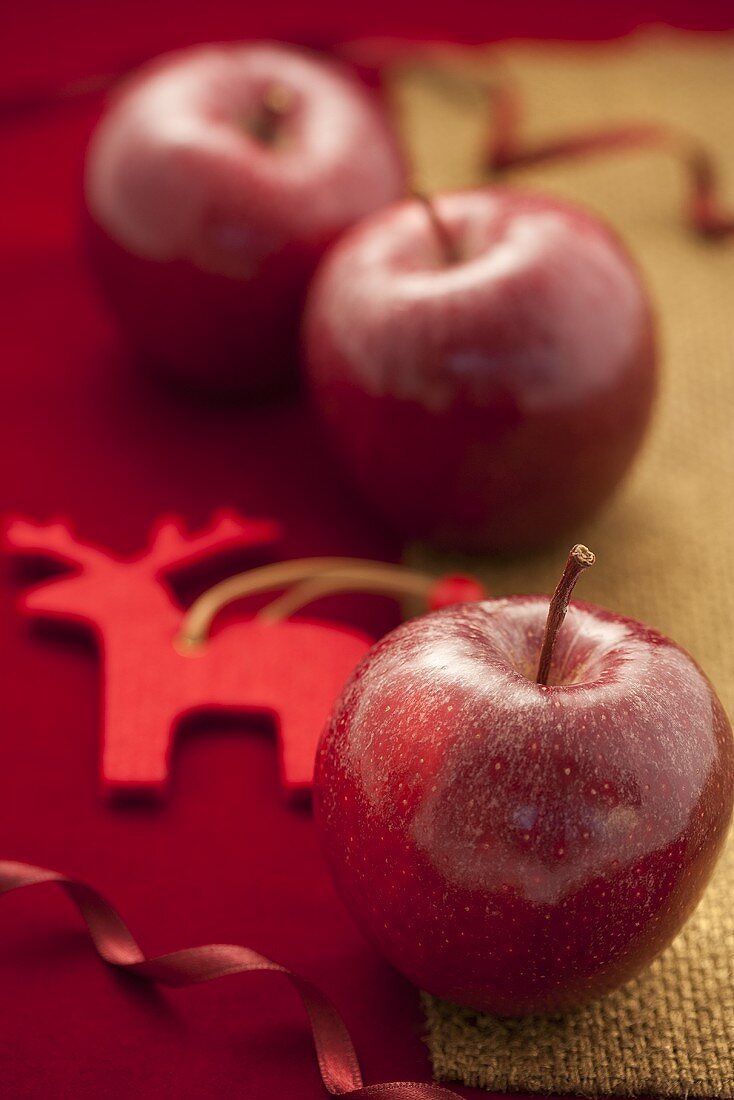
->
<box><xmin>6</xmin><ymin>511</ymin><xmax>483</xmax><ymax>801</ymax></box>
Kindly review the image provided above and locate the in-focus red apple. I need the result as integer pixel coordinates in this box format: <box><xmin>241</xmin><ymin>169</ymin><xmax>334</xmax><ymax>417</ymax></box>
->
<box><xmin>84</xmin><ymin>42</ymin><xmax>406</xmax><ymax>392</ymax></box>
<box><xmin>304</xmin><ymin>189</ymin><xmax>657</xmax><ymax>551</ymax></box>
<box><xmin>315</xmin><ymin>547</ymin><xmax>734</xmax><ymax>1016</ymax></box>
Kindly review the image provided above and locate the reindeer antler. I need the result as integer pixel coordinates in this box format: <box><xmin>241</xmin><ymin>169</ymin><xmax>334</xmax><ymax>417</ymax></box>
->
<box><xmin>146</xmin><ymin>509</ymin><xmax>280</xmax><ymax>575</ymax></box>
<box><xmin>4</xmin><ymin>517</ymin><xmax>108</xmax><ymax>569</ymax></box>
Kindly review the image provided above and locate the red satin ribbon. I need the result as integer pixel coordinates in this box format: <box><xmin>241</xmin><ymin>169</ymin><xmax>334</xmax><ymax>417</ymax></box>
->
<box><xmin>0</xmin><ymin>859</ymin><xmax>462</xmax><ymax>1099</ymax></box>
<box><xmin>483</xmin><ymin>76</ymin><xmax>734</xmax><ymax>241</ymax></box>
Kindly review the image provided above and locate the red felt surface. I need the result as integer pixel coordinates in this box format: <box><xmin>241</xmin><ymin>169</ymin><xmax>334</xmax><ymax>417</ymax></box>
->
<box><xmin>0</xmin><ymin>3</ymin><xmax>731</xmax><ymax>1098</ymax></box>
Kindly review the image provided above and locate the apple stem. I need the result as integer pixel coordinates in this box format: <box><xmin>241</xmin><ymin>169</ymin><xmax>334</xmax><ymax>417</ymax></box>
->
<box><xmin>249</xmin><ymin>83</ymin><xmax>293</xmax><ymax>145</ymax></box>
<box><xmin>413</xmin><ymin>191</ymin><xmax>460</xmax><ymax>265</ymax></box>
<box><xmin>536</xmin><ymin>544</ymin><xmax>595</xmax><ymax>686</ymax></box>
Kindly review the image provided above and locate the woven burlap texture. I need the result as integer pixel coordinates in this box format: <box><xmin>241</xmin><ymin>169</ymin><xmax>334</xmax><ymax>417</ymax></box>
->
<box><xmin>392</xmin><ymin>30</ymin><xmax>734</xmax><ymax>1098</ymax></box>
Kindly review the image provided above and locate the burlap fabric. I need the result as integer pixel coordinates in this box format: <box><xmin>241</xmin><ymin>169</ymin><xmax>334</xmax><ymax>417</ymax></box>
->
<box><xmin>391</xmin><ymin>31</ymin><xmax>734</xmax><ymax>1098</ymax></box>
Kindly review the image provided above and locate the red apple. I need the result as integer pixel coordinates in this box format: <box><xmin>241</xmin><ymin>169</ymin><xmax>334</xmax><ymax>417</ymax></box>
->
<box><xmin>84</xmin><ymin>42</ymin><xmax>406</xmax><ymax>392</ymax></box>
<box><xmin>304</xmin><ymin>189</ymin><xmax>657</xmax><ymax>551</ymax></box>
<box><xmin>314</xmin><ymin>547</ymin><xmax>734</xmax><ymax>1016</ymax></box>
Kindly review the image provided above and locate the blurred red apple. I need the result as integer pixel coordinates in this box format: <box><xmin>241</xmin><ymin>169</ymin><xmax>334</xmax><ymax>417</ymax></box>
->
<box><xmin>84</xmin><ymin>42</ymin><xmax>406</xmax><ymax>392</ymax></box>
<box><xmin>304</xmin><ymin>188</ymin><xmax>657</xmax><ymax>551</ymax></box>
<box><xmin>315</xmin><ymin>546</ymin><xmax>734</xmax><ymax>1016</ymax></box>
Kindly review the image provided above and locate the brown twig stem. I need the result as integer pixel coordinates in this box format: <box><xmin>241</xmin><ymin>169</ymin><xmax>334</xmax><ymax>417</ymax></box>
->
<box><xmin>249</xmin><ymin>83</ymin><xmax>293</xmax><ymax>145</ymax></box>
<box><xmin>412</xmin><ymin>190</ymin><xmax>460</xmax><ymax>264</ymax></box>
<box><xmin>536</xmin><ymin>544</ymin><xmax>595</xmax><ymax>686</ymax></box>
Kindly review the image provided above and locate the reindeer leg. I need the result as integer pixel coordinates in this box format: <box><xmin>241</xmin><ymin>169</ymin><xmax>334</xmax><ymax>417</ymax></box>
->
<box><xmin>267</xmin><ymin>626</ymin><xmax>371</xmax><ymax>802</ymax></box>
<box><xmin>274</xmin><ymin>700</ymin><xmax>323</xmax><ymax>802</ymax></box>
<box><xmin>101</xmin><ymin>660</ymin><xmax>179</xmax><ymax>796</ymax></box>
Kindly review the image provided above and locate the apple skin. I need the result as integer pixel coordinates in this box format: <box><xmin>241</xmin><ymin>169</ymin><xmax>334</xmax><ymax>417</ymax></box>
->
<box><xmin>83</xmin><ymin>42</ymin><xmax>406</xmax><ymax>392</ymax></box>
<box><xmin>304</xmin><ymin>188</ymin><xmax>657</xmax><ymax>551</ymax></box>
<box><xmin>314</xmin><ymin>598</ymin><xmax>734</xmax><ymax>1016</ymax></box>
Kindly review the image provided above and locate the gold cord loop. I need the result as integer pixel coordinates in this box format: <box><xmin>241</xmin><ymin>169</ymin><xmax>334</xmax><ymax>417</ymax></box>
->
<box><xmin>177</xmin><ymin>558</ymin><xmax>437</xmax><ymax>649</ymax></box>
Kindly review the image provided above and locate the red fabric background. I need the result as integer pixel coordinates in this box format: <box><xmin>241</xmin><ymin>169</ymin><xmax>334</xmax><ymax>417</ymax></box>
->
<box><xmin>0</xmin><ymin>3</ymin><xmax>731</xmax><ymax>1097</ymax></box>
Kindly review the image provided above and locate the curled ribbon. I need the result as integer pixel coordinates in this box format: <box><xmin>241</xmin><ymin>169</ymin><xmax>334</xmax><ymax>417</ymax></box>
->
<box><xmin>0</xmin><ymin>860</ymin><xmax>461</xmax><ymax>1099</ymax></box>
<box><xmin>484</xmin><ymin>82</ymin><xmax>734</xmax><ymax>242</ymax></box>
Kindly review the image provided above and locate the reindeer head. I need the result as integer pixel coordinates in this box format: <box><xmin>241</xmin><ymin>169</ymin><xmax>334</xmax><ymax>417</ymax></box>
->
<box><xmin>5</xmin><ymin>511</ymin><xmax>280</xmax><ymax>630</ymax></box>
